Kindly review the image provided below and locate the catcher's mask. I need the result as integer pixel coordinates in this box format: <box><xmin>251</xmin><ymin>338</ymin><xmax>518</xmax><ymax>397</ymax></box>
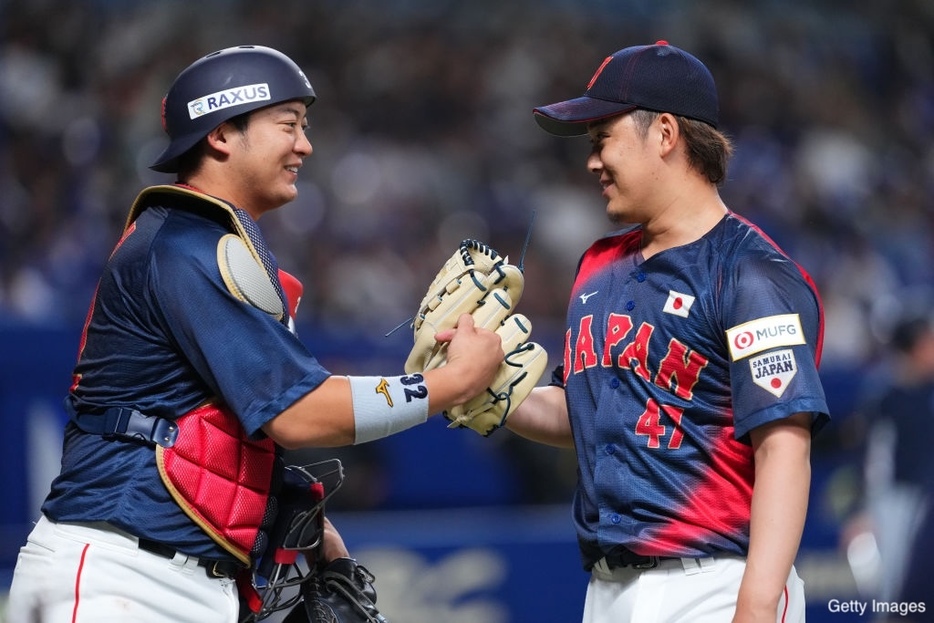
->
<box><xmin>244</xmin><ymin>458</ymin><xmax>344</xmax><ymax>621</ymax></box>
<box><xmin>151</xmin><ymin>45</ymin><xmax>316</xmax><ymax>173</ymax></box>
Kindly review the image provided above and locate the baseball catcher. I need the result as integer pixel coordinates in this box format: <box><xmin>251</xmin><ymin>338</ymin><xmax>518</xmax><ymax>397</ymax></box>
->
<box><xmin>405</xmin><ymin>239</ymin><xmax>548</xmax><ymax>435</ymax></box>
<box><xmin>8</xmin><ymin>43</ymin><xmax>505</xmax><ymax>623</ymax></box>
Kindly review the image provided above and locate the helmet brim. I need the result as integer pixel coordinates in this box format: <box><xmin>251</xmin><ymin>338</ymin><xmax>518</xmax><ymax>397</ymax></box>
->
<box><xmin>149</xmin><ymin>132</ymin><xmax>205</xmax><ymax>174</ymax></box>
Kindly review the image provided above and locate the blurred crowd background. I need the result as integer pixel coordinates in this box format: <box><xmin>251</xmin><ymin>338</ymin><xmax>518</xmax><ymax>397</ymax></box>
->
<box><xmin>4</xmin><ymin>0</ymin><xmax>933</xmax><ymax>360</ymax></box>
<box><xmin>2</xmin><ymin>0</ymin><xmax>934</xmax><ymax>615</ymax></box>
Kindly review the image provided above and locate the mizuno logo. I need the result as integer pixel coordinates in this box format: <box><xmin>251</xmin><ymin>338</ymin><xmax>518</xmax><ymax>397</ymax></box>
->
<box><xmin>375</xmin><ymin>378</ymin><xmax>393</xmax><ymax>407</ymax></box>
<box><xmin>580</xmin><ymin>291</ymin><xmax>599</xmax><ymax>304</ymax></box>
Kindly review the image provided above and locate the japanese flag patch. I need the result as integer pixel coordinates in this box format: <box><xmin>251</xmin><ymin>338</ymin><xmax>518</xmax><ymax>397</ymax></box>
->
<box><xmin>749</xmin><ymin>348</ymin><xmax>797</xmax><ymax>397</ymax></box>
<box><xmin>663</xmin><ymin>290</ymin><xmax>695</xmax><ymax>318</ymax></box>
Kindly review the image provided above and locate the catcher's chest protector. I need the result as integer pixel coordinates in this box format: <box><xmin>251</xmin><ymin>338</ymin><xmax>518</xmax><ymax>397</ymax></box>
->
<box><xmin>157</xmin><ymin>403</ymin><xmax>275</xmax><ymax>564</ymax></box>
<box><xmin>125</xmin><ymin>185</ymin><xmax>291</xmax><ymax>564</ymax></box>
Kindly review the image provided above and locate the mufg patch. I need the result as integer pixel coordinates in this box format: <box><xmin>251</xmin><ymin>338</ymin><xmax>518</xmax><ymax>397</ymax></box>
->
<box><xmin>749</xmin><ymin>348</ymin><xmax>797</xmax><ymax>397</ymax></box>
<box><xmin>725</xmin><ymin>313</ymin><xmax>804</xmax><ymax>361</ymax></box>
<box><xmin>188</xmin><ymin>83</ymin><xmax>271</xmax><ymax>119</ymax></box>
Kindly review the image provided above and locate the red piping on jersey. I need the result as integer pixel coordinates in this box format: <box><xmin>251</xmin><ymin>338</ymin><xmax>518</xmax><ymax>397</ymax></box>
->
<box><xmin>571</xmin><ymin>230</ymin><xmax>641</xmax><ymax>300</ymax></box>
<box><xmin>573</xmin><ymin>221</ymin><xmax>825</xmax><ymax>368</ymax></box>
<box><xmin>72</xmin><ymin>543</ymin><xmax>90</xmax><ymax>623</ymax></box>
<box><xmin>780</xmin><ymin>584</ymin><xmax>789</xmax><ymax>622</ymax></box>
<box><xmin>730</xmin><ymin>212</ymin><xmax>825</xmax><ymax>367</ymax></box>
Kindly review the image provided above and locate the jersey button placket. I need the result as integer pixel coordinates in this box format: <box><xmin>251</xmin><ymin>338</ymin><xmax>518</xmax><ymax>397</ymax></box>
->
<box><xmin>628</xmin><ymin>269</ymin><xmax>644</xmax><ymax>312</ymax></box>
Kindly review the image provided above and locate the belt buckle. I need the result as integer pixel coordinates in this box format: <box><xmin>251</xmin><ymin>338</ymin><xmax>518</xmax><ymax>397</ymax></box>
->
<box><xmin>632</xmin><ymin>556</ymin><xmax>660</xmax><ymax>570</ymax></box>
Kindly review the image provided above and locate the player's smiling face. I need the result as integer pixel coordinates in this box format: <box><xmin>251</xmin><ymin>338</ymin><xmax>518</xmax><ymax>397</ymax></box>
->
<box><xmin>227</xmin><ymin>101</ymin><xmax>312</xmax><ymax>217</ymax></box>
<box><xmin>586</xmin><ymin>113</ymin><xmax>658</xmax><ymax>224</ymax></box>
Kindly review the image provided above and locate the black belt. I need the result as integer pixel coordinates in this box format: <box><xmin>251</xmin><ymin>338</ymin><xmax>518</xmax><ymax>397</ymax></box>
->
<box><xmin>138</xmin><ymin>538</ymin><xmax>242</xmax><ymax>579</ymax></box>
<box><xmin>604</xmin><ymin>547</ymin><xmax>678</xmax><ymax>570</ymax></box>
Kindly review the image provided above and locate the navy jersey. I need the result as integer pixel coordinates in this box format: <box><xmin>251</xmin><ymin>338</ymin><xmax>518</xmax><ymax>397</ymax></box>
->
<box><xmin>559</xmin><ymin>212</ymin><xmax>829</xmax><ymax>567</ymax></box>
<box><xmin>42</xmin><ymin>199</ymin><xmax>330</xmax><ymax>560</ymax></box>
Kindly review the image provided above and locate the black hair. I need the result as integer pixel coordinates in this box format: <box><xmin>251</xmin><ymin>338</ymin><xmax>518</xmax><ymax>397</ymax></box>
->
<box><xmin>175</xmin><ymin>111</ymin><xmax>252</xmax><ymax>179</ymax></box>
<box><xmin>630</xmin><ymin>109</ymin><xmax>733</xmax><ymax>185</ymax></box>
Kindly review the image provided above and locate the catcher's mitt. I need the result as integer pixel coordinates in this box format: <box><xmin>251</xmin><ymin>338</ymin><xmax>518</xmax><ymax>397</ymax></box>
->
<box><xmin>404</xmin><ymin>239</ymin><xmax>548</xmax><ymax>436</ymax></box>
<box><xmin>283</xmin><ymin>558</ymin><xmax>388</xmax><ymax>623</ymax></box>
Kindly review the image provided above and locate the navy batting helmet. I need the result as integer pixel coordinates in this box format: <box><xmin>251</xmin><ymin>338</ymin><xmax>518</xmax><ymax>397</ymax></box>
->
<box><xmin>151</xmin><ymin>45</ymin><xmax>316</xmax><ymax>173</ymax></box>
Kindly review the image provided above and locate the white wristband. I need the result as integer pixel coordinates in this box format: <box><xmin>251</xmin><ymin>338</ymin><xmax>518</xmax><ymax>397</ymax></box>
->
<box><xmin>349</xmin><ymin>374</ymin><xmax>430</xmax><ymax>444</ymax></box>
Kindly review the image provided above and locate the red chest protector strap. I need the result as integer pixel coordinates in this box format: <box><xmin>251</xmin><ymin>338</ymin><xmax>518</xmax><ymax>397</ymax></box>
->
<box><xmin>156</xmin><ymin>403</ymin><xmax>276</xmax><ymax>565</ymax></box>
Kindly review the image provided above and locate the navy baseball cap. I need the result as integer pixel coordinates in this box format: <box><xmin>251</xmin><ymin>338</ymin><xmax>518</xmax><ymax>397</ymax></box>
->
<box><xmin>533</xmin><ymin>40</ymin><xmax>719</xmax><ymax>136</ymax></box>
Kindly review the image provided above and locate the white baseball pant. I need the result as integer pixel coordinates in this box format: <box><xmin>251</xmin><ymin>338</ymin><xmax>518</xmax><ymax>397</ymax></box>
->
<box><xmin>7</xmin><ymin>514</ymin><xmax>239</xmax><ymax>623</ymax></box>
<box><xmin>582</xmin><ymin>555</ymin><xmax>805</xmax><ymax>623</ymax></box>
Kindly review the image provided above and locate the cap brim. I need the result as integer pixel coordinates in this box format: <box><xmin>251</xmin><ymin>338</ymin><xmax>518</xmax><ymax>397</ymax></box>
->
<box><xmin>533</xmin><ymin>96</ymin><xmax>637</xmax><ymax>137</ymax></box>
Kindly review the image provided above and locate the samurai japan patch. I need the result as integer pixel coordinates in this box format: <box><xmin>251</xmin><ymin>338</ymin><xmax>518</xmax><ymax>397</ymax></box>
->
<box><xmin>749</xmin><ymin>348</ymin><xmax>797</xmax><ymax>397</ymax></box>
